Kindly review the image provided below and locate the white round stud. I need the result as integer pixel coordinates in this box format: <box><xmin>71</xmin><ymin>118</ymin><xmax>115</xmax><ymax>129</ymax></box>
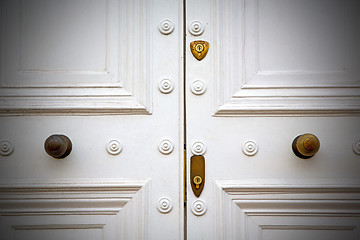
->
<box><xmin>158</xmin><ymin>20</ymin><xmax>174</xmax><ymax>35</ymax></box>
<box><xmin>159</xmin><ymin>139</ymin><xmax>174</xmax><ymax>155</ymax></box>
<box><xmin>158</xmin><ymin>79</ymin><xmax>174</xmax><ymax>94</ymax></box>
<box><xmin>353</xmin><ymin>139</ymin><xmax>360</xmax><ymax>155</ymax></box>
<box><xmin>0</xmin><ymin>140</ymin><xmax>14</xmax><ymax>156</ymax></box>
<box><xmin>189</xmin><ymin>20</ymin><xmax>205</xmax><ymax>36</ymax></box>
<box><xmin>191</xmin><ymin>80</ymin><xmax>207</xmax><ymax>95</ymax></box>
<box><xmin>106</xmin><ymin>140</ymin><xmax>122</xmax><ymax>155</ymax></box>
<box><xmin>191</xmin><ymin>141</ymin><xmax>206</xmax><ymax>155</ymax></box>
<box><xmin>191</xmin><ymin>199</ymin><xmax>207</xmax><ymax>216</ymax></box>
<box><xmin>157</xmin><ymin>197</ymin><xmax>173</xmax><ymax>213</ymax></box>
<box><xmin>242</xmin><ymin>140</ymin><xmax>258</xmax><ymax>156</ymax></box>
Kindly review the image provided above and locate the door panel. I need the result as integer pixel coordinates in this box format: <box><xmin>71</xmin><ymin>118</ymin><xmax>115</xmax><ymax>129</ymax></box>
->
<box><xmin>0</xmin><ymin>0</ymin><xmax>184</xmax><ymax>239</ymax></box>
<box><xmin>1</xmin><ymin>0</ymin><xmax>151</xmax><ymax>113</ymax></box>
<box><xmin>0</xmin><ymin>181</ymin><xmax>149</xmax><ymax>239</ymax></box>
<box><xmin>186</xmin><ymin>0</ymin><xmax>360</xmax><ymax>239</ymax></box>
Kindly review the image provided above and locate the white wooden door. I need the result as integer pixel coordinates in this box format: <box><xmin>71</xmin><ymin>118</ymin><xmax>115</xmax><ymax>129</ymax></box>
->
<box><xmin>2</xmin><ymin>1</ymin><xmax>360</xmax><ymax>239</ymax></box>
<box><xmin>186</xmin><ymin>0</ymin><xmax>360</xmax><ymax>239</ymax></box>
<box><xmin>0</xmin><ymin>0</ymin><xmax>184</xmax><ymax>239</ymax></box>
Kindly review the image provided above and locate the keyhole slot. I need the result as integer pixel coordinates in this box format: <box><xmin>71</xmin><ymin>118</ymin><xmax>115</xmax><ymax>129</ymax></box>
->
<box><xmin>193</xmin><ymin>176</ymin><xmax>202</xmax><ymax>189</ymax></box>
<box><xmin>195</xmin><ymin>44</ymin><xmax>204</xmax><ymax>52</ymax></box>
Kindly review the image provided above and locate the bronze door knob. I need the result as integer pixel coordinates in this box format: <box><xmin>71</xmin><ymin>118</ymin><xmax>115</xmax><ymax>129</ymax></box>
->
<box><xmin>44</xmin><ymin>134</ymin><xmax>72</xmax><ymax>159</ymax></box>
<box><xmin>292</xmin><ymin>133</ymin><xmax>320</xmax><ymax>159</ymax></box>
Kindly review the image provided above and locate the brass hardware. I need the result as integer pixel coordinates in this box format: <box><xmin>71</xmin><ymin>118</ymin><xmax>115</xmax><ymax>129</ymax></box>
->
<box><xmin>292</xmin><ymin>133</ymin><xmax>320</xmax><ymax>159</ymax></box>
<box><xmin>190</xmin><ymin>155</ymin><xmax>205</xmax><ymax>197</ymax></box>
<box><xmin>190</xmin><ymin>40</ymin><xmax>209</xmax><ymax>61</ymax></box>
<box><xmin>44</xmin><ymin>134</ymin><xmax>72</xmax><ymax>159</ymax></box>
<box><xmin>193</xmin><ymin>176</ymin><xmax>202</xmax><ymax>189</ymax></box>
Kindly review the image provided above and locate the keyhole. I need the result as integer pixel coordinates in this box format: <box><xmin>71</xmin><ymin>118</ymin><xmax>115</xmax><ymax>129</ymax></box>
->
<box><xmin>196</xmin><ymin>44</ymin><xmax>204</xmax><ymax>52</ymax></box>
<box><xmin>193</xmin><ymin>176</ymin><xmax>202</xmax><ymax>189</ymax></box>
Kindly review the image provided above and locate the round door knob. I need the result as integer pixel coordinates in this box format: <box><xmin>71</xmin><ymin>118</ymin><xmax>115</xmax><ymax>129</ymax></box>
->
<box><xmin>44</xmin><ymin>134</ymin><xmax>72</xmax><ymax>159</ymax></box>
<box><xmin>292</xmin><ymin>133</ymin><xmax>320</xmax><ymax>159</ymax></box>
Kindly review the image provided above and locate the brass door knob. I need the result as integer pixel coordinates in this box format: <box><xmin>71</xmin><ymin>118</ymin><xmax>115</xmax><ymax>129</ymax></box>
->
<box><xmin>44</xmin><ymin>134</ymin><xmax>72</xmax><ymax>159</ymax></box>
<box><xmin>292</xmin><ymin>133</ymin><xmax>320</xmax><ymax>159</ymax></box>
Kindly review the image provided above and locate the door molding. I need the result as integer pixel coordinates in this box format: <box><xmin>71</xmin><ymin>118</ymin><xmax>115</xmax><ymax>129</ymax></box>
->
<box><xmin>0</xmin><ymin>0</ymin><xmax>152</xmax><ymax>115</ymax></box>
<box><xmin>0</xmin><ymin>180</ymin><xmax>150</xmax><ymax>239</ymax></box>
<box><xmin>212</xmin><ymin>0</ymin><xmax>360</xmax><ymax>116</ymax></box>
<box><xmin>214</xmin><ymin>180</ymin><xmax>360</xmax><ymax>239</ymax></box>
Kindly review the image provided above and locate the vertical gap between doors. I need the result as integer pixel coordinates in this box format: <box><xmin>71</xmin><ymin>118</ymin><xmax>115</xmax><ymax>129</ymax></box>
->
<box><xmin>183</xmin><ymin>0</ymin><xmax>187</xmax><ymax>239</ymax></box>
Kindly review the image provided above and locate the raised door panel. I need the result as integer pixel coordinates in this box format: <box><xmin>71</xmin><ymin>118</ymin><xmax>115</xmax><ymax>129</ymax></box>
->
<box><xmin>1</xmin><ymin>0</ymin><xmax>151</xmax><ymax>114</ymax></box>
<box><xmin>212</xmin><ymin>0</ymin><xmax>360</xmax><ymax>115</ymax></box>
<box><xmin>0</xmin><ymin>181</ymin><xmax>149</xmax><ymax>239</ymax></box>
<box><xmin>214</xmin><ymin>181</ymin><xmax>360</xmax><ymax>239</ymax></box>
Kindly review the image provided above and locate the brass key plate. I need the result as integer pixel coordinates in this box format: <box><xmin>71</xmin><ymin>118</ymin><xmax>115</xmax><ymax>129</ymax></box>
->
<box><xmin>190</xmin><ymin>155</ymin><xmax>205</xmax><ymax>197</ymax></box>
<box><xmin>190</xmin><ymin>40</ymin><xmax>209</xmax><ymax>61</ymax></box>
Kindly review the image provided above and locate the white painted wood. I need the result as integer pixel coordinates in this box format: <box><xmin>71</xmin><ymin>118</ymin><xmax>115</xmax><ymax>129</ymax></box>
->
<box><xmin>186</xmin><ymin>0</ymin><xmax>360</xmax><ymax>239</ymax></box>
<box><xmin>210</xmin><ymin>0</ymin><xmax>360</xmax><ymax>115</ymax></box>
<box><xmin>0</xmin><ymin>0</ymin><xmax>184</xmax><ymax>239</ymax></box>
<box><xmin>214</xmin><ymin>180</ymin><xmax>360</xmax><ymax>239</ymax></box>
<box><xmin>0</xmin><ymin>0</ymin><xmax>153</xmax><ymax>114</ymax></box>
<box><xmin>0</xmin><ymin>181</ymin><xmax>150</xmax><ymax>239</ymax></box>
<box><xmin>2</xmin><ymin>0</ymin><xmax>360</xmax><ymax>238</ymax></box>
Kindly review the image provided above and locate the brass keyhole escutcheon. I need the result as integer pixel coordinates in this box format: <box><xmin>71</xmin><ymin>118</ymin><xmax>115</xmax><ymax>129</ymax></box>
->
<box><xmin>190</xmin><ymin>155</ymin><xmax>205</xmax><ymax>197</ymax></box>
<box><xmin>193</xmin><ymin>176</ymin><xmax>202</xmax><ymax>189</ymax></box>
<box><xmin>190</xmin><ymin>40</ymin><xmax>209</xmax><ymax>61</ymax></box>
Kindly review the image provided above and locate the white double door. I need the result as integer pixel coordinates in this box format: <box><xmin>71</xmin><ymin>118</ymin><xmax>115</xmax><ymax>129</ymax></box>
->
<box><xmin>1</xmin><ymin>0</ymin><xmax>360</xmax><ymax>239</ymax></box>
